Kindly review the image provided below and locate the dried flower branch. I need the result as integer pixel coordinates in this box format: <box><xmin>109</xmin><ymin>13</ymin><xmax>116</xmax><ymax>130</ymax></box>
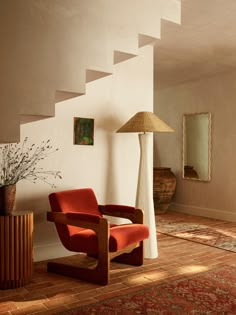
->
<box><xmin>0</xmin><ymin>137</ymin><xmax>62</xmax><ymax>188</ymax></box>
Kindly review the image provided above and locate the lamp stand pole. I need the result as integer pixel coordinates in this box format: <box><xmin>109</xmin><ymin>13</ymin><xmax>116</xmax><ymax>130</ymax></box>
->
<box><xmin>136</xmin><ymin>133</ymin><xmax>158</xmax><ymax>259</ymax></box>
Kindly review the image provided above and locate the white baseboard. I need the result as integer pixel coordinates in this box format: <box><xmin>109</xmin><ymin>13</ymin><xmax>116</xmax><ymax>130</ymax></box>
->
<box><xmin>34</xmin><ymin>242</ymin><xmax>77</xmax><ymax>262</ymax></box>
<box><xmin>170</xmin><ymin>203</ymin><xmax>236</xmax><ymax>222</ymax></box>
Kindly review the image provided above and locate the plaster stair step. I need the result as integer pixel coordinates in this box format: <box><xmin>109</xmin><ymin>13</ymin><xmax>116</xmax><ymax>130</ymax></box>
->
<box><xmin>139</xmin><ymin>34</ymin><xmax>159</xmax><ymax>48</ymax></box>
<box><xmin>86</xmin><ymin>69</ymin><xmax>112</xmax><ymax>83</ymax></box>
<box><xmin>20</xmin><ymin>115</ymin><xmax>53</xmax><ymax>125</ymax></box>
<box><xmin>161</xmin><ymin>0</ymin><xmax>181</xmax><ymax>24</ymax></box>
<box><xmin>55</xmin><ymin>91</ymin><xmax>85</xmax><ymax>103</ymax></box>
<box><xmin>113</xmin><ymin>51</ymin><xmax>138</xmax><ymax>65</ymax></box>
<box><xmin>20</xmin><ymin>90</ymin><xmax>86</xmax><ymax>125</ymax></box>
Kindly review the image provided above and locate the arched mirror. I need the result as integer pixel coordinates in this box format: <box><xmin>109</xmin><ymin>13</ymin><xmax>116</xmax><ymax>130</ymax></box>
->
<box><xmin>183</xmin><ymin>112</ymin><xmax>211</xmax><ymax>181</ymax></box>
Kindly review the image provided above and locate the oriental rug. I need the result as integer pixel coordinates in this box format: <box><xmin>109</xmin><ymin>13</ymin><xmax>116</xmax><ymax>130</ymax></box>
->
<box><xmin>59</xmin><ymin>265</ymin><xmax>236</xmax><ymax>314</ymax></box>
<box><xmin>156</xmin><ymin>212</ymin><xmax>236</xmax><ymax>253</ymax></box>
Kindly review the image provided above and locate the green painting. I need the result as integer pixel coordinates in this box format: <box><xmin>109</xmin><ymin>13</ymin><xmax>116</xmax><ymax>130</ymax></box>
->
<box><xmin>74</xmin><ymin>117</ymin><xmax>94</xmax><ymax>145</ymax></box>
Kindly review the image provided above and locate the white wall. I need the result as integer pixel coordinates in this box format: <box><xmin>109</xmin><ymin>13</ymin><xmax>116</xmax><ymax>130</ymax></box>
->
<box><xmin>154</xmin><ymin>70</ymin><xmax>236</xmax><ymax>222</ymax></box>
<box><xmin>15</xmin><ymin>45</ymin><xmax>154</xmax><ymax>261</ymax></box>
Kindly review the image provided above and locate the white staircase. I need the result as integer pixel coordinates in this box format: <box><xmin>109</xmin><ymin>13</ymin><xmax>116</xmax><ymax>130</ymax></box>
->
<box><xmin>0</xmin><ymin>0</ymin><xmax>181</xmax><ymax>143</ymax></box>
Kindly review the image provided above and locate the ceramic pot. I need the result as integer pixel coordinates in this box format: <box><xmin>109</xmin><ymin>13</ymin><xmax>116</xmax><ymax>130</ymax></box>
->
<box><xmin>0</xmin><ymin>184</ymin><xmax>16</xmax><ymax>216</ymax></box>
<box><xmin>153</xmin><ymin>167</ymin><xmax>176</xmax><ymax>214</ymax></box>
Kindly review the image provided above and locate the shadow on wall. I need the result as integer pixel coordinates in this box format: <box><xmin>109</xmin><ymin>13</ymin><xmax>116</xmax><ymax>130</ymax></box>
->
<box><xmin>96</xmin><ymin>114</ymin><xmax>134</xmax><ymax>225</ymax></box>
<box><xmin>16</xmin><ymin>192</ymin><xmax>50</xmax><ymax>214</ymax></box>
<box><xmin>16</xmin><ymin>192</ymin><xmax>60</xmax><ymax>246</ymax></box>
<box><xmin>96</xmin><ymin>114</ymin><xmax>122</xmax><ymax>204</ymax></box>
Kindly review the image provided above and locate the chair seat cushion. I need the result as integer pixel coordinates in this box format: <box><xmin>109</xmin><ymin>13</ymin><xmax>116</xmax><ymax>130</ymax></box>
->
<box><xmin>68</xmin><ymin>224</ymin><xmax>149</xmax><ymax>254</ymax></box>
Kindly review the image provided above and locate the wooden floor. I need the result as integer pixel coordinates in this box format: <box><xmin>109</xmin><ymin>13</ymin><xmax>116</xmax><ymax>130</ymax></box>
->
<box><xmin>0</xmin><ymin>212</ymin><xmax>235</xmax><ymax>315</ymax></box>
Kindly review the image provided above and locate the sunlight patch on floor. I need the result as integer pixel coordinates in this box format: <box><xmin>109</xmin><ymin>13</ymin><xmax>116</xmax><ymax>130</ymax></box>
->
<box><xmin>125</xmin><ymin>276</ymin><xmax>153</xmax><ymax>285</ymax></box>
<box><xmin>176</xmin><ymin>232</ymin><xmax>214</xmax><ymax>240</ymax></box>
<box><xmin>179</xmin><ymin>265</ymin><xmax>209</xmax><ymax>274</ymax></box>
<box><xmin>144</xmin><ymin>270</ymin><xmax>169</xmax><ymax>281</ymax></box>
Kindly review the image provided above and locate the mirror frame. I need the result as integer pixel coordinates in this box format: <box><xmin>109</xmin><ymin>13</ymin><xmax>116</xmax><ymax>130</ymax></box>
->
<box><xmin>182</xmin><ymin>112</ymin><xmax>212</xmax><ymax>182</ymax></box>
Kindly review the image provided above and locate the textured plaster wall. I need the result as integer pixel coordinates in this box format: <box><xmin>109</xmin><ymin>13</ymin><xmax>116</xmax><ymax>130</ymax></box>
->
<box><xmin>154</xmin><ymin>70</ymin><xmax>236</xmax><ymax>222</ymax></box>
<box><xmin>15</xmin><ymin>46</ymin><xmax>154</xmax><ymax>261</ymax></box>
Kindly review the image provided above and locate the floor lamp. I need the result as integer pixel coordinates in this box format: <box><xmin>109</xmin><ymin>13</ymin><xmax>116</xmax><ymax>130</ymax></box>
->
<box><xmin>117</xmin><ymin>112</ymin><xmax>174</xmax><ymax>259</ymax></box>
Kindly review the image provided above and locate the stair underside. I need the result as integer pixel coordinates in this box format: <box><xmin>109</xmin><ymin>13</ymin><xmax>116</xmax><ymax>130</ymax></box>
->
<box><xmin>0</xmin><ymin>1</ymin><xmax>181</xmax><ymax>143</ymax></box>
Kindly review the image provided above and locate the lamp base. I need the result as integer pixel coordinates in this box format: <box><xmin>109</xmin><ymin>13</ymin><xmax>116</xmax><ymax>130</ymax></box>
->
<box><xmin>136</xmin><ymin>133</ymin><xmax>158</xmax><ymax>259</ymax></box>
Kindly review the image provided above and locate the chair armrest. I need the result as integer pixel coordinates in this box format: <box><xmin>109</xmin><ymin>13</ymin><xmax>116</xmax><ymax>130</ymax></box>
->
<box><xmin>47</xmin><ymin>211</ymin><xmax>107</xmax><ymax>233</ymax></box>
<box><xmin>99</xmin><ymin>204</ymin><xmax>143</xmax><ymax>224</ymax></box>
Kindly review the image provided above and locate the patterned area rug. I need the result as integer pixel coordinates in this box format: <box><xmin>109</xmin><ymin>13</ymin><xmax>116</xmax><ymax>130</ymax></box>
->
<box><xmin>156</xmin><ymin>213</ymin><xmax>236</xmax><ymax>253</ymax></box>
<box><xmin>60</xmin><ymin>266</ymin><xmax>236</xmax><ymax>314</ymax></box>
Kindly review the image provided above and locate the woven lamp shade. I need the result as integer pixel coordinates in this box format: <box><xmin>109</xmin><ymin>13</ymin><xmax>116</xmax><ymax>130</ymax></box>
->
<box><xmin>116</xmin><ymin>111</ymin><xmax>174</xmax><ymax>133</ymax></box>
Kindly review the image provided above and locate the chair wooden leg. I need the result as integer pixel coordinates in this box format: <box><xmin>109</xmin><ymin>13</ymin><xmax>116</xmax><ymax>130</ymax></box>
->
<box><xmin>113</xmin><ymin>242</ymin><xmax>144</xmax><ymax>266</ymax></box>
<box><xmin>47</xmin><ymin>219</ymin><xmax>110</xmax><ymax>285</ymax></box>
<box><xmin>47</xmin><ymin>261</ymin><xmax>109</xmax><ymax>285</ymax></box>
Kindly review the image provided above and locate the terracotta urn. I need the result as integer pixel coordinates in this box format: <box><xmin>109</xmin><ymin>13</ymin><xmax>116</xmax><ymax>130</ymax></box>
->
<box><xmin>153</xmin><ymin>167</ymin><xmax>176</xmax><ymax>214</ymax></box>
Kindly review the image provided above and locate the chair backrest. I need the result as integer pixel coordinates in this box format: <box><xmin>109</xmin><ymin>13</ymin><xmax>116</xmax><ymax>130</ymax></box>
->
<box><xmin>48</xmin><ymin>188</ymin><xmax>102</xmax><ymax>250</ymax></box>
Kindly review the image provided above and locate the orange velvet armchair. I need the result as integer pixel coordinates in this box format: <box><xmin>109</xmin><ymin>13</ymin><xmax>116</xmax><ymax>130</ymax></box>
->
<box><xmin>47</xmin><ymin>188</ymin><xmax>149</xmax><ymax>285</ymax></box>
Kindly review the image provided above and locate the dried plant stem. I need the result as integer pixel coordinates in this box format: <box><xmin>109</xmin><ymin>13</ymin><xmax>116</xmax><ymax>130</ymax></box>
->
<box><xmin>0</xmin><ymin>138</ymin><xmax>62</xmax><ymax>188</ymax></box>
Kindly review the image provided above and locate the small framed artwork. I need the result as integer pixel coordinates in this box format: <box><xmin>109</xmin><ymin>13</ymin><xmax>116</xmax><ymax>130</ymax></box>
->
<box><xmin>74</xmin><ymin>117</ymin><xmax>94</xmax><ymax>145</ymax></box>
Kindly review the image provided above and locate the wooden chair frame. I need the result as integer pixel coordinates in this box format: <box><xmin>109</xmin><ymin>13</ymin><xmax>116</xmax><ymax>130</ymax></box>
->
<box><xmin>47</xmin><ymin>205</ymin><xmax>144</xmax><ymax>285</ymax></box>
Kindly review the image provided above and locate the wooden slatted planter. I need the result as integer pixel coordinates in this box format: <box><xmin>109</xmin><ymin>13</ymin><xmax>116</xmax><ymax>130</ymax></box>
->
<box><xmin>0</xmin><ymin>211</ymin><xmax>33</xmax><ymax>289</ymax></box>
